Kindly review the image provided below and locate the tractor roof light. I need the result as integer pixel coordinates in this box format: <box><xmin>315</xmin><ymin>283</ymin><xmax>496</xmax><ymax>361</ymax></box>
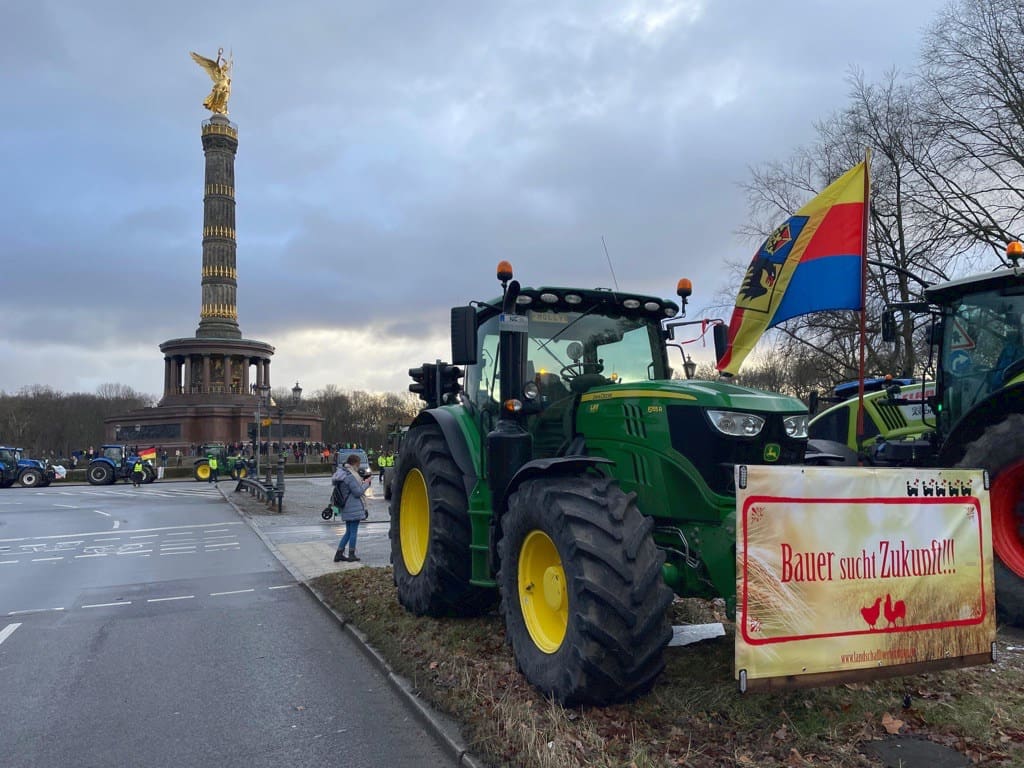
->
<box><xmin>623</xmin><ymin>299</ymin><xmax>641</xmax><ymax>309</ymax></box>
<box><xmin>497</xmin><ymin>260</ymin><xmax>514</xmax><ymax>282</ymax></box>
<box><xmin>540</xmin><ymin>292</ymin><xmax>558</xmax><ymax>303</ymax></box>
<box><xmin>677</xmin><ymin>278</ymin><xmax>692</xmax><ymax>299</ymax></box>
<box><xmin>564</xmin><ymin>294</ymin><xmax>582</xmax><ymax>304</ymax></box>
<box><xmin>1008</xmin><ymin>241</ymin><xmax>1024</xmax><ymax>265</ymax></box>
<box><xmin>644</xmin><ymin>301</ymin><xmax>661</xmax><ymax>312</ymax></box>
<box><xmin>516</xmin><ymin>294</ymin><xmax>533</xmax><ymax>305</ymax></box>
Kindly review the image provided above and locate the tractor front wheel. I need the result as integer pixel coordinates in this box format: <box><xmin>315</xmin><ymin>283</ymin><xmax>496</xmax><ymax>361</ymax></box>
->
<box><xmin>958</xmin><ymin>413</ymin><xmax>1024</xmax><ymax>626</ymax></box>
<box><xmin>19</xmin><ymin>469</ymin><xmax>43</xmax><ymax>488</ymax></box>
<box><xmin>389</xmin><ymin>423</ymin><xmax>495</xmax><ymax>616</ymax></box>
<box><xmin>87</xmin><ymin>463</ymin><xmax>114</xmax><ymax>486</ymax></box>
<box><xmin>498</xmin><ymin>474</ymin><xmax>673</xmax><ymax>706</ymax></box>
<box><xmin>194</xmin><ymin>462</ymin><xmax>211</xmax><ymax>482</ymax></box>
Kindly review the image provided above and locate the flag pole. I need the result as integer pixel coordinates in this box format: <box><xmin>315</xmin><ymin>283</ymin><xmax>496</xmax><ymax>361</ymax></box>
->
<box><xmin>856</xmin><ymin>148</ymin><xmax>872</xmax><ymax>458</ymax></box>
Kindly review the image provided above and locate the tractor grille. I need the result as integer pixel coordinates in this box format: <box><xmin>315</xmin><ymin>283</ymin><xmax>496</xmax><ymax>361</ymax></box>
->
<box><xmin>667</xmin><ymin>405</ymin><xmax>807</xmax><ymax>496</ymax></box>
<box><xmin>873</xmin><ymin>402</ymin><xmax>907</xmax><ymax>432</ymax></box>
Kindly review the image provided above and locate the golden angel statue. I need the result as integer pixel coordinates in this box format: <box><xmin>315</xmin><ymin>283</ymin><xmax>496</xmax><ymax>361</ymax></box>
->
<box><xmin>190</xmin><ymin>48</ymin><xmax>232</xmax><ymax>115</ymax></box>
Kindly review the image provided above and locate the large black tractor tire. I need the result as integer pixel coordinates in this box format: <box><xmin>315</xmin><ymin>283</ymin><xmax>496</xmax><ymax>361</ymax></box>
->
<box><xmin>194</xmin><ymin>461</ymin><xmax>211</xmax><ymax>482</ymax></box>
<box><xmin>389</xmin><ymin>424</ymin><xmax>496</xmax><ymax>617</ymax></box>
<box><xmin>87</xmin><ymin>463</ymin><xmax>114</xmax><ymax>486</ymax></box>
<box><xmin>498</xmin><ymin>474</ymin><xmax>673</xmax><ymax>706</ymax></box>
<box><xmin>958</xmin><ymin>414</ymin><xmax>1024</xmax><ymax>626</ymax></box>
<box><xmin>18</xmin><ymin>469</ymin><xmax>43</xmax><ymax>488</ymax></box>
<box><xmin>231</xmin><ymin>464</ymin><xmax>248</xmax><ymax>480</ymax></box>
<box><xmin>143</xmin><ymin>466</ymin><xmax>157</xmax><ymax>484</ymax></box>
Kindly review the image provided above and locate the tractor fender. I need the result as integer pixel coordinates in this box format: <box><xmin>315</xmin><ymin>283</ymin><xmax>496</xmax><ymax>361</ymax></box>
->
<box><xmin>410</xmin><ymin>408</ymin><xmax>478</xmax><ymax>500</ymax></box>
<box><xmin>89</xmin><ymin>457</ymin><xmax>116</xmax><ymax>468</ymax></box>
<box><xmin>501</xmin><ymin>456</ymin><xmax>615</xmax><ymax>516</ymax></box>
<box><xmin>939</xmin><ymin>383</ymin><xmax>1024</xmax><ymax>465</ymax></box>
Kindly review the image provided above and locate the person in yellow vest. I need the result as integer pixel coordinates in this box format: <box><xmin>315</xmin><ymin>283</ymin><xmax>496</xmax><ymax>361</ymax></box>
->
<box><xmin>131</xmin><ymin>458</ymin><xmax>145</xmax><ymax>488</ymax></box>
<box><xmin>208</xmin><ymin>454</ymin><xmax>219</xmax><ymax>483</ymax></box>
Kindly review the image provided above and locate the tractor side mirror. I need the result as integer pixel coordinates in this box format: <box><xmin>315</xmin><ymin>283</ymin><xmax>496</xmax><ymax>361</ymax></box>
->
<box><xmin>929</xmin><ymin>320</ymin><xmax>944</xmax><ymax>347</ymax></box>
<box><xmin>881</xmin><ymin>310</ymin><xmax>897</xmax><ymax>343</ymax></box>
<box><xmin>713</xmin><ymin>323</ymin><xmax>728</xmax><ymax>364</ymax></box>
<box><xmin>450</xmin><ymin>306</ymin><xmax>478</xmax><ymax>365</ymax></box>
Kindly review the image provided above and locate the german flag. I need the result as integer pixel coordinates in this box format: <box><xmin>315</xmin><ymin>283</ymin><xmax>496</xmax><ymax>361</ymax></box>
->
<box><xmin>138</xmin><ymin>447</ymin><xmax>157</xmax><ymax>462</ymax></box>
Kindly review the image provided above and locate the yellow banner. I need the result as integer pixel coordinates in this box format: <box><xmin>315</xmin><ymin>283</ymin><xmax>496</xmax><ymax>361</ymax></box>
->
<box><xmin>735</xmin><ymin>466</ymin><xmax>995</xmax><ymax>687</ymax></box>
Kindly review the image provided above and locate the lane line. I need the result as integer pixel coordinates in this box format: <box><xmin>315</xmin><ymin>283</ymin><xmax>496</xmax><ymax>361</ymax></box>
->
<box><xmin>146</xmin><ymin>595</ymin><xmax>194</xmax><ymax>603</ymax></box>
<box><xmin>202</xmin><ymin>534</ymin><xmax>236</xmax><ymax>541</ymax></box>
<box><xmin>0</xmin><ymin>560</ymin><xmax>18</xmax><ymax>565</ymax></box>
<box><xmin>159</xmin><ymin>551</ymin><xmax>194</xmax><ymax>556</ymax></box>
<box><xmin>204</xmin><ymin>529</ymin><xmax>230</xmax><ymax>534</ymax></box>
<box><xmin>130</xmin><ymin>534</ymin><xmax>159</xmax><ymax>540</ymax></box>
<box><xmin>268</xmin><ymin>584</ymin><xmax>296</xmax><ymax>590</ymax></box>
<box><xmin>210</xmin><ymin>589</ymin><xmax>255</xmax><ymax>596</ymax></box>
<box><xmin>53</xmin><ymin>504</ymin><xmax>78</xmax><ymax>509</ymax></box>
<box><xmin>82</xmin><ymin>602</ymin><xmax>132</xmax><ymax>609</ymax></box>
<box><xmin>74</xmin><ymin>554</ymin><xmax>106</xmax><ymax>558</ymax></box>
<box><xmin>204</xmin><ymin>542</ymin><xmax>239</xmax><ymax>548</ymax></box>
<box><xmin>8</xmin><ymin>607</ymin><xmax>64</xmax><ymax>616</ymax></box>
<box><xmin>0</xmin><ymin>623</ymin><xmax>21</xmax><ymax>646</ymax></box>
<box><xmin>32</xmin><ymin>557</ymin><xmax>64</xmax><ymax>562</ymax></box>
<box><xmin>93</xmin><ymin>537</ymin><xmax>120</xmax><ymax>542</ymax></box>
<box><xmin>0</xmin><ymin>521</ymin><xmax>243</xmax><ymax>544</ymax></box>
<box><xmin>112</xmin><ymin>521</ymin><xmax>120</xmax><ymax>529</ymax></box>
<box><xmin>94</xmin><ymin>510</ymin><xmax>111</xmax><ymax>517</ymax></box>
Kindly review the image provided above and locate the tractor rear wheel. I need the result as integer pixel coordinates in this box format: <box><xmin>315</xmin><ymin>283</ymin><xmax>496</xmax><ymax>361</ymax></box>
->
<box><xmin>87</xmin><ymin>463</ymin><xmax>114</xmax><ymax>486</ymax></box>
<box><xmin>194</xmin><ymin>462</ymin><xmax>210</xmax><ymax>482</ymax></box>
<box><xmin>143</xmin><ymin>466</ymin><xmax>157</xmax><ymax>484</ymax></box>
<box><xmin>389</xmin><ymin>423</ymin><xmax>495</xmax><ymax>616</ymax></box>
<box><xmin>233</xmin><ymin>464</ymin><xmax>248</xmax><ymax>480</ymax></box>
<box><xmin>498</xmin><ymin>474</ymin><xmax>673</xmax><ymax>705</ymax></box>
<box><xmin>958</xmin><ymin>413</ymin><xmax>1024</xmax><ymax>625</ymax></box>
<box><xmin>19</xmin><ymin>469</ymin><xmax>43</xmax><ymax>488</ymax></box>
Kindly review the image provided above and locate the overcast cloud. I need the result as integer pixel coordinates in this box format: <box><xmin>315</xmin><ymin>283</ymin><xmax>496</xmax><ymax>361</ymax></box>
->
<box><xmin>1</xmin><ymin>0</ymin><xmax>947</xmax><ymax>397</ymax></box>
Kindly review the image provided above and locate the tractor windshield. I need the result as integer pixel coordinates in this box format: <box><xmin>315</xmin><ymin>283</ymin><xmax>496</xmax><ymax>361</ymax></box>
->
<box><xmin>941</xmin><ymin>287</ymin><xmax>1024</xmax><ymax>426</ymax></box>
<box><xmin>465</xmin><ymin>308</ymin><xmax>666</xmax><ymax>412</ymax></box>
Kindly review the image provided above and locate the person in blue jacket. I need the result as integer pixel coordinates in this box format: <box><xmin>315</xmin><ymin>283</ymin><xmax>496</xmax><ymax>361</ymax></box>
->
<box><xmin>331</xmin><ymin>453</ymin><xmax>371</xmax><ymax>562</ymax></box>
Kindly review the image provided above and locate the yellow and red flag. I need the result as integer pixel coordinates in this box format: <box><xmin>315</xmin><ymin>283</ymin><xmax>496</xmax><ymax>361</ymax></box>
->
<box><xmin>138</xmin><ymin>447</ymin><xmax>157</xmax><ymax>462</ymax></box>
<box><xmin>717</xmin><ymin>161</ymin><xmax>868</xmax><ymax>375</ymax></box>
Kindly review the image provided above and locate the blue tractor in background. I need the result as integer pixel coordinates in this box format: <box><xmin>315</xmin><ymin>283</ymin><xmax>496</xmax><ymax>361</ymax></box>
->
<box><xmin>0</xmin><ymin>446</ymin><xmax>56</xmax><ymax>488</ymax></box>
<box><xmin>87</xmin><ymin>445</ymin><xmax>156</xmax><ymax>485</ymax></box>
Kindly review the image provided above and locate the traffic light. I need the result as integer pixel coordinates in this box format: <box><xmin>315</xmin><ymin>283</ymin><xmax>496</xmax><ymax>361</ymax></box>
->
<box><xmin>438</xmin><ymin>364</ymin><xmax>463</xmax><ymax>402</ymax></box>
<box><xmin>409</xmin><ymin>363</ymin><xmax>438</xmax><ymax>407</ymax></box>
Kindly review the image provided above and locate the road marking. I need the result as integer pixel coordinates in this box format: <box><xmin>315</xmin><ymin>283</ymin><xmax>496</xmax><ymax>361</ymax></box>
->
<box><xmin>8</xmin><ymin>607</ymin><xmax>64</xmax><ymax>616</ymax></box>
<box><xmin>210</xmin><ymin>589</ymin><xmax>255</xmax><ymax>596</ymax></box>
<box><xmin>75</xmin><ymin>554</ymin><xmax>107</xmax><ymax>558</ymax></box>
<box><xmin>165</xmin><ymin>532</ymin><xmax>195</xmax><ymax>537</ymax></box>
<box><xmin>159</xmin><ymin>551</ymin><xmax>194</xmax><ymax>556</ymax></box>
<box><xmin>0</xmin><ymin>623</ymin><xmax>21</xmax><ymax>646</ymax></box>
<box><xmin>0</xmin><ymin>521</ymin><xmax>243</xmax><ymax>544</ymax></box>
<box><xmin>53</xmin><ymin>504</ymin><xmax>78</xmax><ymax>508</ymax></box>
<box><xmin>147</xmin><ymin>595</ymin><xmax>194</xmax><ymax>603</ymax></box>
<box><xmin>32</xmin><ymin>557</ymin><xmax>64</xmax><ymax>562</ymax></box>
<box><xmin>204</xmin><ymin>542</ymin><xmax>239</xmax><ymax>548</ymax></box>
<box><xmin>130</xmin><ymin>534</ymin><xmax>159</xmax><ymax>540</ymax></box>
<box><xmin>93</xmin><ymin>537</ymin><xmax>120</xmax><ymax>542</ymax></box>
<box><xmin>112</xmin><ymin>521</ymin><xmax>120</xmax><ymax>529</ymax></box>
<box><xmin>82</xmin><ymin>602</ymin><xmax>132</xmax><ymax>609</ymax></box>
<box><xmin>202</xmin><ymin>534</ymin><xmax>236</xmax><ymax>541</ymax></box>
<box><xmin>94</xmin><ymin>510</ymin><xmax>111</xmax><ymax>517</ymax></box>
<box><xmin>205</xmin><ymin>529</ymin><xmax>230</xmax><ymax>534</ymax></box>
<box><xmin>268</xmin><ymin>584</ymin><xmax>296</xmax><ymax>590</ymax></box>
<box><xmin>0</xmin><ymin>560</ymin><xmax>18</xmax><ymax>565</ymax></box>
<box><xmin>115</xmin><ymin>550</ymin><xmax>152</xmax><ymax>555</ymax></box>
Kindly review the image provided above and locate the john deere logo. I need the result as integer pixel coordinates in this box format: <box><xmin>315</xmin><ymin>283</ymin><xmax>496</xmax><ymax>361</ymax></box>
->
<box><xmin>764</xmin><ymin>443</ymin><xmax>781</xmax><ymax>462</ymax></box>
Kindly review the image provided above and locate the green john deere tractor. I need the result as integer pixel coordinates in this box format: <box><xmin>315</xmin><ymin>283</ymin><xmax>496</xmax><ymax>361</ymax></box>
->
<box><xmin>389</xmin><ymin>262</ymin><xmax>809</xmax><ymax>705</ymax></box>
<box><xmin>193</xmin><ymin>443</ymin><xmax>249</xmax><ymax>482</ymax></box>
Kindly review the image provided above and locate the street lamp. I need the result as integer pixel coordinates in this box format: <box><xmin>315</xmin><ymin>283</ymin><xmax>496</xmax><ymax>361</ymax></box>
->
<box><xmin>683</xmin><ymin>354</ymin><xmax>697</xmax><ymax>380</ymax></box>
<box><xmin>252</xmin><ymin>383</ymin><xmax>271</xmax><ymax>477</ymax></box>
<box><xmin>273</xmin><ymin>382</ymin><xmax>303</xmax><ymax>512</ymax></box>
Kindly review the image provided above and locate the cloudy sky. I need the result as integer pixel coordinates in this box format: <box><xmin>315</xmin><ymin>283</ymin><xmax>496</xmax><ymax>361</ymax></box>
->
<box><xmin>2</xmin><ymin>0</ymin><xmax>948</xmax><ymax>399</ymax></box>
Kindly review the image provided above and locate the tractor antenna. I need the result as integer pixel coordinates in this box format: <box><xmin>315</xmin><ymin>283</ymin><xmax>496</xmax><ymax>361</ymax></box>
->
<box><xmin>601</xmin><ymin>236</ymin><xmax>620</xmax><ymax>291</ymax></box>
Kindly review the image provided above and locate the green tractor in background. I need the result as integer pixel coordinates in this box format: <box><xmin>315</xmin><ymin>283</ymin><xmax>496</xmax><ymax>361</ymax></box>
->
<box><xmin>193</xmin><ymin>442</ymin><xmax>249</xmax><ymax>482</ymax></box>
<box><xmin>389</xmin><ymin>262</ymin><xmax>810</xmax><ymax>705</ymax></box>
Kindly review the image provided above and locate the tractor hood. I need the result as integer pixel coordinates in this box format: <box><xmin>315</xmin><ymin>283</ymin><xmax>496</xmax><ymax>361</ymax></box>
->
<box><xmin>580</xmin><ymin>379</ymin><xmax>807</xmax><ymax>414</ymax></box>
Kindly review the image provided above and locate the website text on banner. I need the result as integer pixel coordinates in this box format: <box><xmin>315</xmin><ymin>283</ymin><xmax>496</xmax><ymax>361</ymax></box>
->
<box><xmin>735</xmin><ymin>465</ymin><xmax>995</xmax><ymax>692</ymax></box>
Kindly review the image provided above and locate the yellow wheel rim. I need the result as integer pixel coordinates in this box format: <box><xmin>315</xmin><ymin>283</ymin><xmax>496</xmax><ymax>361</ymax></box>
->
<box><xmin>237</xmin><ymin>466</ymin><xmax>247</xmax><ymax>478</ymax></box>
<box><xmin>196</xmin><ymin>464</ymin><xmax>210</xmax><ymax>480</ymax></box>
<box><xmin>400</xmin><ymin>468</ymin><xmax>430</xmax><ymax>575</ymax></box>
<box><xmin>518</xmin><ymin>530</ymin><xmax>567</xmax><ymax>654</ymax></box>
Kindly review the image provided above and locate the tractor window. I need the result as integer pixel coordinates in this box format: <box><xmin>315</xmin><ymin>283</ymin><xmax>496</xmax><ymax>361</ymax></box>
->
<box><xmin>808</xmin><ymin>404</ymin><xmax>850</xmax><ymax>445</ymax></box>
<box><xmin>104</xmin><ymin>446</ymin><xmax>123</xmax><ymax>461</ymax></box>
<box><xmin>942</xmin><ymin>288</ymin><xmax>1024</xmax><ymax>424</ymax></box>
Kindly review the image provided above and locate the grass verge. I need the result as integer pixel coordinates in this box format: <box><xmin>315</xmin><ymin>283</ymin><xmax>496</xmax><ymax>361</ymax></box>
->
<box><xmin>311</xmin><ymin>568</ymin><xmax>1024</xmax><ymax>767</ymax></box>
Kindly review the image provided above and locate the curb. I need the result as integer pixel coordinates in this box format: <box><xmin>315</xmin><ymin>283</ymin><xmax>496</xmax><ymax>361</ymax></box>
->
<box><xmin>218</xmin><ymin>485</ymin><xmax>484</xmax><ymax>768</ymax></box>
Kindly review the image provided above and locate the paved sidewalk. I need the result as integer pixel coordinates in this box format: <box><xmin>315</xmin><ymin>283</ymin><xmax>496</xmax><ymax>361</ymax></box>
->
<box><xmin>220</xmin><ymin>474</ymin><xmax>483</xmax><ymax>768</ymax></box>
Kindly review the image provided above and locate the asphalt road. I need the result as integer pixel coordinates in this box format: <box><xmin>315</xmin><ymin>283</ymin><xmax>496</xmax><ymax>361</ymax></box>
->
<box><xmin>0</xmin><ymin>480</ymin><xmax>455</xmax><ymax>768</ymax></box>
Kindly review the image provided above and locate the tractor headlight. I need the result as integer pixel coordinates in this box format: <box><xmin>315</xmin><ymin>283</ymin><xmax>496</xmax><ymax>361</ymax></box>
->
<box><xmin>783</xmin><ymin>414</ymin><xmax>809</xmax><ymax>439</ymax></box>
<box><xmin>707</xmin><ymin>410</ymin><xmax>765</xmax><ymax>437</ymax></box>
<box><xmin>523</xmin><ymin>381</ymin><xmax>539</xmax><ymax>400</ymax></box>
